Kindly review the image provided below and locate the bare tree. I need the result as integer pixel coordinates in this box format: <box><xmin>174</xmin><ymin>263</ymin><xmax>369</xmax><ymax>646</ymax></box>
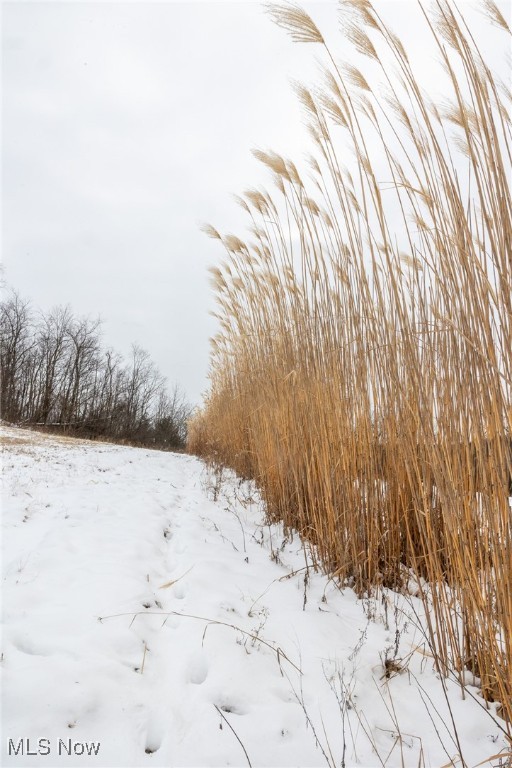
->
<box><xmin>58</xmin><ymin>316</ymin><xmax>101</xmax><ymax>425</ymax></box>
<box><xmin>153</xmin><ymin>385</ymin><xmax>192</xmax><ymax>447</ymax></box>
<box><xmin>32</xmin><ymin>306</ymin><xmax>73</xmax><ymax>424</ymax></box>
<box><xmin>0</xmin><ymin>291</ymin><xmax>35</xmax><ymax>422</ymax></box>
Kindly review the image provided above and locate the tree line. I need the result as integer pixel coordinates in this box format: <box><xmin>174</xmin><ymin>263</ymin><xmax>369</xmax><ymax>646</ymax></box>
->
<box><xmin>0</xmin><ymin>290</ymin><xmax>192</xmax><ymax>449</ymax></box>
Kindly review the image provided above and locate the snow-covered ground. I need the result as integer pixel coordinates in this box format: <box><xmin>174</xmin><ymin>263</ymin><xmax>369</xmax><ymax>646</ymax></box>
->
<box><xmin>1</xmin><ymin>425</ymin><xmax>509</xmax><ymax>767</ymax></box>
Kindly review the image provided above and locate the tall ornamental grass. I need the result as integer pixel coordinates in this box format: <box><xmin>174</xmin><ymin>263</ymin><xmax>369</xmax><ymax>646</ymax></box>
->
<box><xmin>188</xmin><ymin>0</ymin><xmax>512</xmax><ymax>725</ymax></box>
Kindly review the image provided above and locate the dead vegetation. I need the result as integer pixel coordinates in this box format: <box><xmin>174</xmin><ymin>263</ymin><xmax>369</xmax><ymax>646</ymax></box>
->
<box><xmin>188</xmin><ymin>0</ymin><xmax>512</xmax><ymax>729</ymax></box>
<box><xmin>0</xmin><ymin>426</ymin><xmax>91</xmax><ymax>451</ymax></box>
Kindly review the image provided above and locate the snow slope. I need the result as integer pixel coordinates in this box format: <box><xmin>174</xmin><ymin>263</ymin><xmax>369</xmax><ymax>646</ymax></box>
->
<box><xmin>1</xmin><ymin>426</ymin><xmax>509</xmax><ymax>767</ymax></box>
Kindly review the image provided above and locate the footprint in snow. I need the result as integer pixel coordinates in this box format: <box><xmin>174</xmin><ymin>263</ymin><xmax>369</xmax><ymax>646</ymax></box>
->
<box><xmin>161</xmin><ymin>615</ymin><xmax>180</xmax><ymax>630</ymax></box>
<box><xmin>12</xmin><ymin>636</ymin><xmax>52</xmax><ymax>657</ymax></box>
<box><xmin>216</xmin><ymin>698</ymin><xmax>247</xmax><ymax>716</ymax></box>
<box><xmin>144</xmin><ymin>716</ymin><xmax>165</xmax><ymax>755</ymax></box>
<box><xmin>172</xmin><ymin>582</ymin><xmax>187</xmax><ymax>600</ymax></box>
<box><xmin>186</xmin><ymin>651</ymin><xmax>208</xmax><ymax>685</ymax></box>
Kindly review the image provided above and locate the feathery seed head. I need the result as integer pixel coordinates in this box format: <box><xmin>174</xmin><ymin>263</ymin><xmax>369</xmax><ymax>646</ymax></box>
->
<box><xmin>223</xmin><ymin>234</ymin><xmax>246</xmax><ymax>253</ymax></box>
<box><xmin>201</xmin><ymin>223</ymin><xmax>222</xmax><ymax>239</ymax></box>
<box><xmin>307</xmin><ymin>155</ymin><xmax>322</xmax><ymax>175</ymax></box>
<box><xmin>307</xmin><ymin>123</ymin><xmax>322</xmax><ymax>146</ymax></box>
<box><xmin>245</xmin><ymin>189</ymin><xmax>268</xmax><ymax>213</ymax></box>
<box><xmin>346</xmin><ymin>23</ymin><xmax>378</xmax><ymax>59</ymax></box>
<box><xmin>400</xmin><ymin>253</ymin><xmax>423</xmax><ymax>270</ymax></box>
<box><xmin>293</xmin><ymin>82</ymin><xmax>320</xmax><ymax>117</ymax></box>
<box><xmin>265</xmin><ymin>2</ymin><xmax>324</xmax><ymax>44</ymax></box>
<box><xmin>233</xmin><ymin>194</ymin><xmax>251</xmax><ymax>213</ymax></box>
<box><xmin>274</xmin><ymin>173</ymin><xmax>286</xmax><ymax>195</ymax></box>
<box><xmin>208</xmin><ymin>266</ymin><xmax>228</xmax><ymax>292</ymax></box>
<box><xmin>434</xmin><ymin>4</ymin><xmax>461</xmax><ymax>49</ymax></box>
<box><xmin>304</xmin><ymin>197</ymin><xmax>320</xmax><ymax>215</ymax></box>
<box><xmin>339</xmin><ymin>0</ymin><xmax>379</xmax><ymax>29</ymax></box>
<box><xmin>252</xmin><ymin>149</ymin><xmax>291</xmax><ymax>180</ymax></box>
<box><xmin>286</xmin><ymin>160</ymin><xmax>304</xmax><ymax>186</ymax></box>
<box><xmin>321</xmin><ymin>210</ymin><xmax>333</xmax><ymax>229</ymax></box>
<box><xmin>319</xmin><ymin>93</ymin><xmax>348</xmax><ymax>127</ymax></box>
<box><xmin>344</xmin><ymin>64</ymin><xmax>372</xmax><ymax>91</ymax></box>
<box><xmin>387</xmin><ymin>31</ymin><xmax>408</xmax><ymax>62</ymax></box>
<box><xmin>481</xmin><ymin>0</ymin><xmax>510</xmax><ymax>31</ymax></box>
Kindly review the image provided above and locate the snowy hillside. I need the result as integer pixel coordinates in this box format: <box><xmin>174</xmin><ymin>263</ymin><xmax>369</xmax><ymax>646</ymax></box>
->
<box><xmin>1</xmin><ymin>426</ymin><xmax>509</xmax><ymax>767</ymax></box>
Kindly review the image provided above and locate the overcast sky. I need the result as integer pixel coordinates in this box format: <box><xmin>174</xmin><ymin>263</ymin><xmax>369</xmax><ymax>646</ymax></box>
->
<box><xmin>2</xmin><ymin>1</ymin><xmax>510</xmax><ymax>405</ymax></box>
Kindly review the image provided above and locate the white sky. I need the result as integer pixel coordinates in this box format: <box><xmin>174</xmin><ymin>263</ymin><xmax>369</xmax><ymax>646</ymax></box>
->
<box><xmin>2</xmin><ymin>1</ymin><xmax>510</xmax><ymax>404</ymax></box>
